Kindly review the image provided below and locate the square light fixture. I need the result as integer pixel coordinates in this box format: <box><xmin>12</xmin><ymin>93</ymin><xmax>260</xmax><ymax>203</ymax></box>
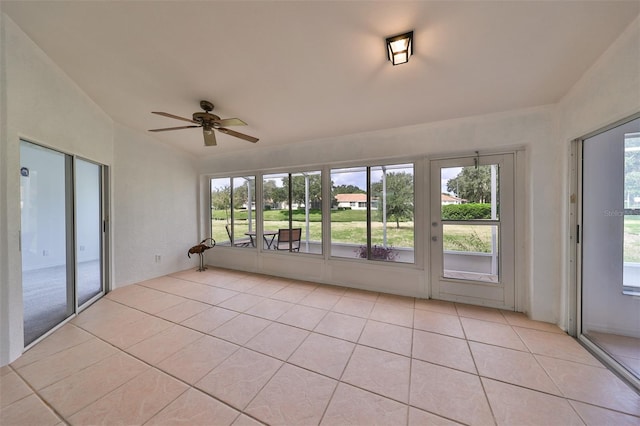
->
<box><xmin>386</xmin><ymin>31</ymin><xmax>413</xmax><ymax>65</ymax></box>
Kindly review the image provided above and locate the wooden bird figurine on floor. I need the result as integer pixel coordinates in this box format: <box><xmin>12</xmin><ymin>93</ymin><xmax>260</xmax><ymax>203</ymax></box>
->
<box><xmin>188</xmin><ymin>238</ymin><xmax>215</xmax><ymax>271</ymax></box>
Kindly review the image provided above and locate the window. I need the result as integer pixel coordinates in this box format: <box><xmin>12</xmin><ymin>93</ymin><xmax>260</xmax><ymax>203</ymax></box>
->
<box><xmin>211</xmin><ymin>176</ymin><xmax>256</xmax><ymax>248</ymax></box>
<box><xmin>331</xmin><ymin>164</ymin><xmax>414</xmax><ymax>263</ymax></box>
<box><xmin>624</xmin><ymin>132</ymin><xmax>640</xmax><ymax>291</ymax></box>
<box><xmin>262</xmin><ymin>170</ymin><xmax>322</xmax><ymax>254</ymax></box>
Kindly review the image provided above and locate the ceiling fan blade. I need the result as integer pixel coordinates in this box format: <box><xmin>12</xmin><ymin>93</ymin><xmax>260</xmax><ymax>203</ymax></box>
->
<box><xmin>203</xmin><ymin>129</ymin><xmax>217</xmax><ymax>146</ymax></box>
<box><xmin>152</xmin><ymin>111</ymin><xmax>199</xmax><ymax>124</ymax></box>
<box><xmin>217</xmin><ymin>127</ymin><xmax>259</xmax><ymax>143</ymax></box>
<box><xmin>214</xmin><ymin>118</ymin><xmax>247</xmax><ymax>127</ymax></box>
<box><xmin>149</xmin><ymin>125</ymin><xmax>200</xmax><ymax>132</ymax></box>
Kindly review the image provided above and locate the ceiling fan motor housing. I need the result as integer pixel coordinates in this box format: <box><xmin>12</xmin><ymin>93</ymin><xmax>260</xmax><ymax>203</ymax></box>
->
<box><xmin>193</xmin><ymin>112</ymin><xmax>221</xmax><ymax>127</ymax></box>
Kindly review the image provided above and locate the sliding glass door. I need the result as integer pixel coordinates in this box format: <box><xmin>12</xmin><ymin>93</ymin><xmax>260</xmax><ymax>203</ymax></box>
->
<box><xmin>579</xmin><ymin>116</ymin><xmax>640</xmax><ymax>388</ymax></box>
<box><xmin>20</xmin><ymin>142</ymin><xmax>73</xmax><ymax>346</ymax></box>
<box><xmin>75</xmin><ymin>159</ymin><xmax>104</xmax><ymax>306</ymax></box>
<box><xmin>20</xmin><ymin>141</ymin><xmax>108</xmax><ymax>347</ymax></box>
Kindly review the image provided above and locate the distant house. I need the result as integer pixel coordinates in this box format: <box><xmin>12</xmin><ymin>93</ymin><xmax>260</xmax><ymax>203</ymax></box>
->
<box><xmin>441</xmin><ymin>193</ymin><xmax>466</xmax><ymax>205</ymax></box>
<box><xmin>335</xmin><ymin>193</ymin><xmax>378</xmax><ymax>210</ymax></box>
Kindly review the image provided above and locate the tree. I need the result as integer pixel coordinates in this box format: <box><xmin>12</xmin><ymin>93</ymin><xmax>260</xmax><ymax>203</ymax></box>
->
<box><xmin>625</xmin><ymin>137</ymin><xmax>640</xmax><ymax>209</ymax></box>
<box><xmin>446</xmin><ymin>166</ymin><xmax>493</xmax><ymax>203</ymax></box>
<box><xmin>371</xmin><ymin>172</ymin><xmax>414</xmax><ymax>229</ymax></box>
<box><xmin>211</xmin><ymin>185</ymin><xmax>231</xmax><ymax>221</ymax></box>
<box><xmin>263</xmin><ymin>180</ymin><xmax>287</xmax><ymax>207</ymax></box>
<box><xmin>233</xmin><ymin>181</ymin><xmax>250</xmax><ymax>209</ymax></box>
<box><xmin>332</xmin><ymin>184</ymin><xmax>365</xmax><ymax>195</ymax></box>
<box><xmin>283</xmin><ymin>174</ymin><xmax>322</xmax><ymax>209</ymax></box>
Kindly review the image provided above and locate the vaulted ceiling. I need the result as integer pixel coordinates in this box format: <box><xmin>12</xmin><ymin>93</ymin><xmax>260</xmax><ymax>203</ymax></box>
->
<box><xmin>3</xmin><ymin>1</ymin><xmax>639</xmax><ymax>156</ymax></box>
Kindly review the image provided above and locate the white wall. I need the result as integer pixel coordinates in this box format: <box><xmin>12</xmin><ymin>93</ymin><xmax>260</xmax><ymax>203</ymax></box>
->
<box><xmin>0</xmin><ymin>14</ymin><xmax>200</xmax><ymax>365</ymax></box>
<box><xmin>1</xmin><ymin>10</ymin><xmax>637</xmax><ymax>365</ymax></box>
<box><xmin>113</xmin><ymin>124</ymin><xmax>199</xmax><ymax>287</ymax></box>
<box><xmin>197</xmin><ymin>17</ymin><xmax>640</xmax><ymax>327</ymax></box>
<box><xmin>198</xmin><ymin>106</ymin><xmax>553</xmax><ymax>319</ymax></box>
<box><xmin>0</xmin><ymin>13</ymin><xmax>114</xmax><ymax>365</ymax></box>
<box><xmin>557</xmin><ymin>17</ymin><xmax>640</xmax><ymax>333</ymax></box>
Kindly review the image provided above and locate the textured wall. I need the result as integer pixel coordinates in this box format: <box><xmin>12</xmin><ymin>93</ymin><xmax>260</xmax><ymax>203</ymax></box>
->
<box><xmin>0</xmin><ymin>14</ymin><xmax>114</xmax><ymax>364</ymax></box>
<box><xmin>113</xmin><ymin>124</ymin><xmax>198</xmax><ymax>287</ymax></box>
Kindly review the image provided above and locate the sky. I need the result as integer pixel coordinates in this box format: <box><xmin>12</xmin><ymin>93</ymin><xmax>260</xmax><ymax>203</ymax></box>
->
<box><xmin>441</xmin><ymin>167</ymin><xmax>462</xmax><ymax>194</ymax></box>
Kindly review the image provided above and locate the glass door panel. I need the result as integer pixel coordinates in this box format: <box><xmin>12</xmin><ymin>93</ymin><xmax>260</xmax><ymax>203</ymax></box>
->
<box><xmin>442</xmin><ymin>223</ymin><xmax>499</xmax><ymax>283</ymax></box>
<box><xmin>76</xmin><ymin>159</ymin><xmax>104</xmax><ymax>307</ymax></box>
<box><xmin>20</xmin><ymin>141</ymin><xmax>74</xmax><ymax>346</ymax></box>
<box><xmin>580</xmin><ymin>117</ymin><xmax>640</xmax><ymax>384</ymax></box>
<box><xmin>440</xmin><ymin>164</ymin><xmax>500</xmax><ymax>282</ymax></box>
<box><xmin>430</xmin><ymin>154</ymin><xmax>514</xmax><ymax>308</ymax></box>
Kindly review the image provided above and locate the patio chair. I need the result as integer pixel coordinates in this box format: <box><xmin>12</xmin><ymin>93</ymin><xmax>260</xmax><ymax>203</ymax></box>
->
<box><xmin>275</xmin><ymin>228</ymin><xmax>301</xmax><ymax>252</ymax></box>
<box><xmin>225</xmin><ymin>224</ymin><xmax>252</xmax><ymax>247</ymax></box>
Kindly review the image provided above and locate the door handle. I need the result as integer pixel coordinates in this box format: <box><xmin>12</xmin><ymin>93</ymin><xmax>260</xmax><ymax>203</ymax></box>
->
<box><xmin>432</xmin><ymin>236</ymin><xmax>438</xmax><ymax>242</ymax></box>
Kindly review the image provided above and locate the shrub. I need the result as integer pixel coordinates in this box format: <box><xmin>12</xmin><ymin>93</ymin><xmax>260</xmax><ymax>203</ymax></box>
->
<box><xmin>355</xmin><ymin>245</ymin><xmax>398</xmax><ymax>261</ymax></box>
<box><xmin>441</xmin><ymin>203</ymin><xmax>491</xmax><ymax>220</ymax></box>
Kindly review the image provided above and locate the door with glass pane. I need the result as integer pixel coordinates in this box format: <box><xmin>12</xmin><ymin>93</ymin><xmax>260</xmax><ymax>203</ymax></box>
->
<box><xmin>21</xmin><ymin>141</ymin><xmax>107</xmax><ymax>347</ymax></box>
<box><xmin>20</xmin><ymin>142</ymin><xmax>74</xmax><ymax>346</ymax></box>
<box><xmin>75</xmin><ymin>159</ymin><xmax>105</xmax><ymax>307</ymax></box>
<box><xmin>430</xmin><ymin>154</ymin><xmax>515</xmax><ymax>308</ymax></box>
<box><xmin>579</xmin><ymin>117</ymin><xmax>640</xmax><ymax>385</ymax></box>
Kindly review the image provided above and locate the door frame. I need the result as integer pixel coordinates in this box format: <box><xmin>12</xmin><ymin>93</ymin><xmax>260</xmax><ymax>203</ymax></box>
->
<box><xmin>429</xmin><ymin>152</ymin><xmax>520</xmax><ymax>310</ymax></box>
<box><xmin>570</xmin><ymin>112</ymin><xmax>640</xmax><ymax>390</ymax></box>
<box><xmin>20</xmin><ymin>139</ymin><xmax>110</xmax><ymax>350</ymax></box>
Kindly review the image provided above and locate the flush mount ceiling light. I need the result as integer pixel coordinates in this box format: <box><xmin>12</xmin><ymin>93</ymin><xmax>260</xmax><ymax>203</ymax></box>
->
<box><xmin>386</xmin><ymin>31</ymin><xmax>413</xmax><ymax>65</ymax></box>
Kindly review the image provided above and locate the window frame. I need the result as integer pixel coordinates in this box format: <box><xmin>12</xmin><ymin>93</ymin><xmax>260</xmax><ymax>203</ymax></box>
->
<box><xmin>329</xmin><ymin>161</ymin><xmax>416</xmax><ymax>264</ymax></box>
<box><xmin>210</xmin><ymin>175</ymin><xmax>257</xmax><ymax>249</ymax></box>
<box><xmin>261</xmin><ymin>169</ymin><xmax>323</xmax><ymax>255</ymax></box>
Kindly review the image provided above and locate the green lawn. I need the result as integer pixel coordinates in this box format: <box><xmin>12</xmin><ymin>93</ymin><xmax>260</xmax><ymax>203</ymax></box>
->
<box><xmin>212</xmin><ymin>209</ymin><xmax>501</xmax><ymax>252</ymax></box>
<box><xmin>213</xmin><ymin>209</ymin><xmax>639</xmax><ymax>259</ymax></box>
<box><xmin>625</xmin><ymin>216</ymin><xmax>640</xmax><ymax>262</ymax></box>
<box><xmin>212</xmin><ymin>208</ymin><xmax>414</xmax><ymax>248</ymax></box>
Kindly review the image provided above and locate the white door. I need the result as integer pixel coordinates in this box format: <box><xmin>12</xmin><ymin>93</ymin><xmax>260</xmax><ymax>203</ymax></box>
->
<box><xmin>430</xmin><ymin>154</ymin><xmax>515</xmax><ymax>309</ymax></box>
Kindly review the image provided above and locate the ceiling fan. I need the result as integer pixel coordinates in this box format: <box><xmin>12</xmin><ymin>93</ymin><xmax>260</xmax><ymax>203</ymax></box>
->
<box><xmin>148</xmin><ymin>100</ymin><xmax>258</xmax><ymax>146</ymax></box>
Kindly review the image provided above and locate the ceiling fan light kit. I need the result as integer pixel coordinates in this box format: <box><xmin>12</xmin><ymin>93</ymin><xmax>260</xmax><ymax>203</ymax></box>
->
<box><xmin>148</xmin><ymin>100</ymin><xmax>258</xmax><ymax>146</ymax></box>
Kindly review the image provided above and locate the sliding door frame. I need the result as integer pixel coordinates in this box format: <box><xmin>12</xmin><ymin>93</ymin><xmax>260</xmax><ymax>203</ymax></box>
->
<box><xmin>20</xmin><ymin>139</ymin><xmax>110</xmax><ymax>349</ymax></box>
<box><xmin>571</xmin><ymin>112</ymin><xmax>640</xmax><ymax>390</ymax></box>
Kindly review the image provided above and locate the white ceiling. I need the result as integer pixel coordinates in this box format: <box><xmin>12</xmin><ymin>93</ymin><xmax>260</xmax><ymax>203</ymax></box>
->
<box><xmin>3</xmin><ymin>1</ymin><xmax>639</xmax><ymax>157</ymax></box>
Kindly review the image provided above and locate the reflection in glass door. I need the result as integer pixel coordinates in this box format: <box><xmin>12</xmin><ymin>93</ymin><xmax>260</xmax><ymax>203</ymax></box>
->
<box><xmin>20</xmin><ymin>141</ymin><xmax>107</xmax><ymax>347</ymax></box>
<box><xmin>579</xmin><ymin>117</ymin><xmax>640</xmax><ymax>388</ymax></box>
<box><xmin>20</xmin><ymin>142</ymin><xmax>74</xmax><ymax>346</ymax></box>
<box><xmin>76</xmin><ymin>159</ymin><xmax>104</xmax><ymax>307</ymax></box>
<box><xmin>430</xmin><ymin>154</ymin><xmax>515</xmax><ymax>309</ymax></box>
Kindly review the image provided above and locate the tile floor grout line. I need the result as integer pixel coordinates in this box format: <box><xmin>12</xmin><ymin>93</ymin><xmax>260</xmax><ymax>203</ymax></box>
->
<box><xmin>315</xmin><ymin>329</ymin><xmax>364</xmax><ymax>425</ymax></box>
<box><xmin>82</xmin><ymin>300</ymin><xmax>633</xmax><ymax>424</ymax></box>
<box><xmin>12</xmin><ymin>267</ymin><xmax>640</xmax><ymax>425</ymax></box>
<box><xmin>2</xmin><ymin>367</ymin><xmax>67</xmax><ymax>425</ymax></box>
<box><xmin>405</xmin><ymin>302</ymin><xmax>417</xmax><ymax>426</ymax></box>
<box><xmin>10</xmin><ymin>352</ymin><xmax>114</xmax><ymax>425</ymax></box>
<box><xmin>566</xmin><ymin>397</ymin><xmax>640</xmax><ymax>419</ymax></box>
<box><xmin>72</xmin><ymin>318</ymin><xmax>253</xmax><ymax>424</ymax></box>
<box><xmin>9</xmin><ymin>323</ymin><xmax>94</xmax><ymax>371</ymax></box>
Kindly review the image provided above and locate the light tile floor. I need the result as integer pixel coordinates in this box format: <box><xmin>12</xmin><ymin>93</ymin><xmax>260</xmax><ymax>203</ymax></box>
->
<box><xmin>2</xmin><ymin>267</ymin><xmax>639</xmax><ymax>425</ymax></box>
